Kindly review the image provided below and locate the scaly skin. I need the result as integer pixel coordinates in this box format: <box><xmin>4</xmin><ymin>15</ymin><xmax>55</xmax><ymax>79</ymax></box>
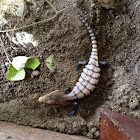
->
<box><xmin>38</xmin><ymin>12</ymin><xmax>100</xmax><ymax>107</ymax></box>
<box><xmin>38</xmin><ymin>90</ymin><xmax>73</xmax><ymax>107</ymax></box>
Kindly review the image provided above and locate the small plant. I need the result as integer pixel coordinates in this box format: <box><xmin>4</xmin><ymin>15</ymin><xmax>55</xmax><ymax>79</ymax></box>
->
<box><xmin>0</xmin><ymin>0</ymin><xmax>61</xmax><ymax>80</ymax></box>
<box><xmin>46</xmin><ymin>55</ymin><xmax>54</xmax><ymax>71</ymax></box>
<box><xmin>6</xmin><ymin>56</ymin><xmax>40</xmax><ymax>81</ymax></box>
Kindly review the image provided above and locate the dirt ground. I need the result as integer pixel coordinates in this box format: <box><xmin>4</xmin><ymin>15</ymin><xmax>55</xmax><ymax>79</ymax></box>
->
<box><xmin>0</xmin><ymin>0</ymin><xmax>140</xmax><ymax>139</ymax></box>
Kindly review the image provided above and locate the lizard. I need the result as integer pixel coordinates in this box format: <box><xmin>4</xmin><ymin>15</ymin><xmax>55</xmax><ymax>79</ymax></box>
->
<box><xmin>38</xmin><ymin>11</ymin><xmax>103</xmax><ymax>115</ymax></box>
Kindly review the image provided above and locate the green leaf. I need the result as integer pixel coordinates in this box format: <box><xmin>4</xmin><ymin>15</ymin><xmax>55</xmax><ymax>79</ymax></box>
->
<box><xmin>46</xmin><ymin>55</ymin><xmax>54</xmax><ymax>71</ymax></box>
<box><xmin>25</xmin><ymin>57</ymin><xmax>40</xmax><ymax>70</ymax></box>
<box><xmin>6</xmin><ymin>65</ymin><xmax>25</xmax><ymax>81</ymax></box>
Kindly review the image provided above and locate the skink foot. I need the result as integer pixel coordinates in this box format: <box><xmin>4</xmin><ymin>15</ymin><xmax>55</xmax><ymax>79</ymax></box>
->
<box><xmin>68</xmin><ymin>110</ymin><xmax>75</xmax><ymax>116</ymax></box>
<box><xmin>76</xmin><ymin>60</ymin><xmax>89</xmax><ymax>70</ymax></box>
<box><xmin>99</xmin><ymin>61</ymin><xmax>108</xmax><ymax>67</ymax></box>
<box><xmin>68</xmin><ymin>101</ymin><xmax>78</xmax><ymax>116</ymax></box>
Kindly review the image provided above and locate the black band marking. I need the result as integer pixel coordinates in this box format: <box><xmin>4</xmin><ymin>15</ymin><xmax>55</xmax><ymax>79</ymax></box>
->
<box><xmin>73</xmin><ymin>90</ymin><xmax>79</xmax><ymax>99</ymax></box>
<box><xmin>75</xmin><ymin>85</ymin><xmax>86</xmax><ymax>96</ymax></box>
<box><xmin>91</xmin><ymin>35</ymin><xmax>95</xmax><ymax>37</ymax></box>
<box><xmin>78</xmin><ymin>81</ymin><xmax>91</xmax><ymax>92</ymax></box>
<box><xmin>91</xmin><ymin>54</ymin><xmax>98</xmax><ymax>56</ymax></box>
<box><xmin>85</xmin><ymin>67</ymin><xmax>100</xmax><ymax>73</ymax></box>
<box><xmin>90</xmin><ymin>57</ymin><xmax>98</xmax><ymax>61</ymax></box>
<box><xmin>82</xmin><ymin>71</ymin><xmax>100</xmax><ymax>80</ymax></box>
<box><xmin>92</xmin><ymin>50</ymin><xmax>97</xmax><ymax>53</ymax></box>
<box><xmin>88</xmin><ymin>62</ymin><xmax>100</xmax><ymax>68</ymax></box>
<box><xmin>80</xmin><ymin>76</ymin><xmax>97</xmax><ymax>87</ymax></box>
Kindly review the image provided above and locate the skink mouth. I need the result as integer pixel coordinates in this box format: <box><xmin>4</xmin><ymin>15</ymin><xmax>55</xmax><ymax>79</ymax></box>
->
<box><xmin>38</xmin><ymin>96</ymin><xmax>51</xmax><ymax>104</ymax></box>
<box><xmin>38</xmin><ymin>97</ymin><xmax>45</xmax><ymax>103</ymax></box>
<box><xmin>38</xmin><ymin>97</ymin><xmax>62</xmax><ymax>107</ymax></box>
<box><xmin>38</xmin><ymin>97</ymin><xmax>42</xmax><ymax>102</ymax></box>
<box><xmin>49</xmin><ymin>104</ymin><xmax>62</xmax><ymax>108</ymax></box>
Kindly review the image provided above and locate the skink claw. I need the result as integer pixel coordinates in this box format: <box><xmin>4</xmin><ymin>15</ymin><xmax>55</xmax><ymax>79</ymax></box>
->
<box><xmin>68</xmin><ymin>110</ymin><xmax>75</xmax><ymax>116</ymax></box>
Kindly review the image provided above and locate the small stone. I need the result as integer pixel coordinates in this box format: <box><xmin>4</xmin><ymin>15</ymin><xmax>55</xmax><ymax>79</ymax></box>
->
<box><xmin>90</xmin><ymin>127</ymin><xmax>96</xmax><ymax>134</ymax></box>
<box><xmin>86</xmin><ymin>132</ymin><xmax>94</xmax><ymax>139</ymax></box>
<box><xmin>129</xmin><ymin>99</ymin><xmax>139</xmax><ymax>110</ymax></box>
<box><xmin>94</xmin><ymin>130</ymin><xmax>100</xmax><ymax>137</ymax></box>
<box><xmin>87</xmin><ymin>122</ymin><xmax>94</xmax><ymax>129</ymax></box>
<box><xmin>31</xmin><ymin>70</ymin><xmax>40</xmax><ymax>78</ymax></box>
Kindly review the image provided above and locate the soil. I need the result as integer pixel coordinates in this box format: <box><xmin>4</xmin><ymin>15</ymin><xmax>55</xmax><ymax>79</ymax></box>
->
<box><xmin>0</xmin><ymin>0</ymin><xmax>140</xmax><ymax>139</ymax></box>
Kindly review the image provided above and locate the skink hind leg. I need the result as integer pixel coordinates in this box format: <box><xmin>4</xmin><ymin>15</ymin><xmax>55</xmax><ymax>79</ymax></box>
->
<box><xmin>76</xmin><ymin>60</ymin><xmax>89</xmax><ymax>70</ymax></box>
<box><xmin>99</xmin><ymin>61</ymin><xmax>108</xmax><ymax>67</ymax></box>
<box><xmin>68</xmin><ymin>101</ymin><xmax>78</xmax><ymax>116</ymax></box>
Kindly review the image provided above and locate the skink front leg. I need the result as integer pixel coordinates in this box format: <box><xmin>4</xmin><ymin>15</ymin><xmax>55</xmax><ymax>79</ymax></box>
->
<box><xmin>76</xmin><ymin>60</ymin><xmax>89</xmax><ymax>70</ymax></box>
<box><xmin>99</xmin><ymin>61</ymin><xmax>108</xmax><ymax>67</ymax></box>
<box><xmin>65</xmin><ymin>87</ymin><xmax>72</xmax><ymax>94</ymax></box>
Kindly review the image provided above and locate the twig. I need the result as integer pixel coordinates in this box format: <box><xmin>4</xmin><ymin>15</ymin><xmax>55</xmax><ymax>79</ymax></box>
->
<box><xmin>0</xmin><ymin>37</ymin><xmax>11</xmax><ymax>63</ymax></box>
<box><xmin>0</xmin><ymin>0</ymin><xmax>64</xmax><ymax>33</ymax></box>
<box><xmin>45</xmin><ymin>0</ymin><xmax>57</xmax><ymax>13</ymax></box>
<box><xmin>0</xmin><ymin>12</ymin><xmax>61</xmax><ymax>32</ymax></box>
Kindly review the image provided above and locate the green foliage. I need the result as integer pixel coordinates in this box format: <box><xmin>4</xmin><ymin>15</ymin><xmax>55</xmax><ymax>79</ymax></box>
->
<box><xmin>46</xmin><ymin>55</ymin><xmax>54</xmax><ymax>71</ymax></box>
<box><xmin>6</xmin><ymin>65</ymin><xmax>25</xmax><ymax>81</ymax></box>
<box><xmin>25</xmin><ymin>57</ymin><xmax>40</xmax><ymax>70</ymax></box>
<box><xmin>6</xmin><ymin>56</ymin><xmax>40</xmax><ymax>81</ymax></box>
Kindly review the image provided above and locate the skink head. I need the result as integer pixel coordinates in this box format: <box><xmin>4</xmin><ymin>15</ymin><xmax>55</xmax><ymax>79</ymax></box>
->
<box><xmin>38</xmin><ymin>90</ymin><xmax>68</xmax><ymax>107</ymax></box>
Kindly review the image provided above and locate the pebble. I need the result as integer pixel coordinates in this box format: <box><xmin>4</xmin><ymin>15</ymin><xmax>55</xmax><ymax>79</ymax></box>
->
<box><xmin>31</xmin><ymin>70</ymin><xmax>40</xmax><ymax>78</ymax></box>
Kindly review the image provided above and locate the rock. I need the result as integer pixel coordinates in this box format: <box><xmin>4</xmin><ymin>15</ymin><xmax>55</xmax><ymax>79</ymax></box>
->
<box><xmin>99</xmin><ymin>108</ymin><xmax>140</xmax><ymax>140</ymax></box>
